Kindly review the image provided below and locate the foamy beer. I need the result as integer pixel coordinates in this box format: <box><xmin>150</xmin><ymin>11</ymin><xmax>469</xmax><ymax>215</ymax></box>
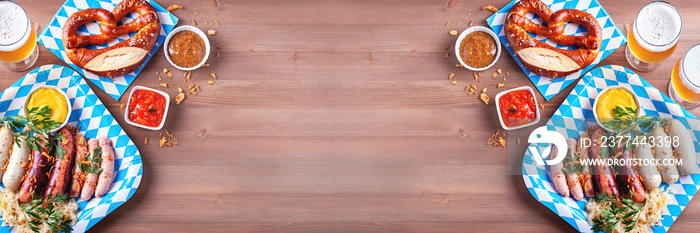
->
<box><xmin>625</xmin><ymin>1</ymin><xmax>682</xmax><ymax>72</ymax></box>
<box><xmin>669</xmin><ymin>44</ymin><xmax>700</xmax><ymax>109</ymax></box>
<box><xmin>0</xmin><ymin>1</ymin><xmax>38</xmax><ymax>72</ymax></box>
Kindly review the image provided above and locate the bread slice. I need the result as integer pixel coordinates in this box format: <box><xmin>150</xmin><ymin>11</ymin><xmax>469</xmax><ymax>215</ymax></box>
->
<box><xmin>84</xmin><ymin>47</ymin><xmax>148</xmax><ymax>77</ymax></box>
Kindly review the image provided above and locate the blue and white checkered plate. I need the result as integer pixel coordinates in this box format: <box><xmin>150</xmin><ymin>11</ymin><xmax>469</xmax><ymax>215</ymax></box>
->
<box><xmin>0</xmin><ymin>65</ymin><xmax>142</xmax><ymax>233</ymax></box>
<box><xmin>523</xmin><ymin>65</ymin><xmax>700</xmax><ymax>232</ymax></box>
<box><xmin>38</xmin><ymin>0</ymin><xmax>179</xmax><ymax>100</ymax></box>
<box><xmin>487</xmin><ymin>0</ymin><xmax>627</xmax><ymax>101</ymax></box>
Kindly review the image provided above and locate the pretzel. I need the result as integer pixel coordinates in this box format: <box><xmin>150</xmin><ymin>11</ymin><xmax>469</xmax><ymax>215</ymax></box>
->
<box><xmin>505</xmin><ymin>0</ymin><xmax>601</xmax><ymax>77</ymax></box>
<box><xmin>62</xmin><ymin>0</ymin><xmax>160</xmax><ymax>77</ymax></box>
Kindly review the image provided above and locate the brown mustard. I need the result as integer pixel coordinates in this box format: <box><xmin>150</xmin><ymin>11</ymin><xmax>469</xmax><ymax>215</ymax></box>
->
<box><xmin>460</xmin><ymin>31</ymin><xmax>497</xmax><ymax>68</ymax></box>
<box><xmin>168</xmin><ymin>31</ymin><xmax>206</xmax><ymax>68</ymax></box>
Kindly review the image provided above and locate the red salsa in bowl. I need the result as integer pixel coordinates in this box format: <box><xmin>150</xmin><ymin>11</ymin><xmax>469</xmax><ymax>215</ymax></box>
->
<box><xmin>495</xmin><ymin>87</ymin><xmax>539</xmax><ymax>130</ymax></box>
<box><xmin>125</xmin><ymin>87</ymin><xmax>170</xmax><ymax>130</ymax></box>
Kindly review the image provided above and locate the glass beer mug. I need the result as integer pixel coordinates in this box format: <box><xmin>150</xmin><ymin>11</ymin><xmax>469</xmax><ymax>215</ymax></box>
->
<box><xmin>625</xmin><ymin>1</ymin><xmax>682</xmax><ymax>72</ymax></box>
<box><xmin>0</xmin><ymin>1</ymin><xmax>39</xmax><ymax>72</ymax></box>
<box><xmin>669</xmin><ymin>44</ymin><xmax>700</xmax><ymax>109</ymax></box>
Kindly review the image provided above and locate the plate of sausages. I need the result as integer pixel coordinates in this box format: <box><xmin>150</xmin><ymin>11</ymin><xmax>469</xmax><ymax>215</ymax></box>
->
<box><xmin>0</xmin><ymin>65</ymin><xmax>142</xmax><ymax>233</ymax></box>
<box><xmin>523</xmin><ymin>65</ymin><xmax>700</xmax><ymax>233</ymax></box>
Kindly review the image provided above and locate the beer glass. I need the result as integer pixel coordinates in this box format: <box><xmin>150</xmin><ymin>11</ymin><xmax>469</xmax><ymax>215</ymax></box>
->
<box><xmin>625</xmin><ymin>1</ymin><xmax>681</xmax><ymax>72</ymax></box>
<box><xmin>669</xmin><ymin>44</ymin><xmax>700</xmax><ymax>109</ymax></box>
<box><xmin>0</xmin><ymin>1</ymin><xmax>38</xmax><ymax>72</ymax></box>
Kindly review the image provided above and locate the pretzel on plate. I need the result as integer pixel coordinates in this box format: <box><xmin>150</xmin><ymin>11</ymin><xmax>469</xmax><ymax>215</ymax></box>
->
<box><xmin>505</xmin><ymin>0</ymin><xmax>601</xmax><ymax>78</ymax></box>
<box><xmin>62</xmin><ymin>0</ymin><xmax>160</xmax><ymax>77</ymax></box>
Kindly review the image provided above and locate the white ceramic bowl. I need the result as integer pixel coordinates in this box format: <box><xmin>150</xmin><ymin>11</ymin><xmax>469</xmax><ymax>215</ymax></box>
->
<box><xmin>124</xmin><ymin>86</ymin><xmax>170</xmax><ymax>131</ymax></box>
<box><xmin>494</xmin><ymin>86</ymin><xmax>540</xmax><ymax>130</ymax></box>
<box><xmin>455</xmin><ymin>26</ymin><xmax>501</xmax><ymax>71</ymax></box>
<box><xmin>593</xmin><ymin>85</ymin><xmax>641</xmax><ymax>132</ymax></box>
<box><xmin>22</xmin><ymin>85</ymin><xmax>72</xmax><ymax>133</ymax></box>
<box><xmin>163</xmin><ymin>26</ymin><xmax>211</xmax><ymax>71</ymax></box>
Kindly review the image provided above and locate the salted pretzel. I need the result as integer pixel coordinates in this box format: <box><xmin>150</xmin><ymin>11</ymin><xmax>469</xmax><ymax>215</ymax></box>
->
<box><xmin>505</xmin><ymin>0</ymin><xmax>601</xmax><ymax>77</ymax></box>
<box><xmin>62</xmin><ymin>0</ymin><xmax>160</xmax><ymax>77</ymax></box>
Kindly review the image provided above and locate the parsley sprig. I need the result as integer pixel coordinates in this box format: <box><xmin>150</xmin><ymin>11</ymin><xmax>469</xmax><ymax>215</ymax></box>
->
<box><xmin>79</xmin><ymin>147</ymin><xmax>102</xmax><ymax>174</ymax></box>
<box><xmin>22</xmin><ymin>192</ymin><xmax>73</xmax><ymax>233</ymax></box>
<box><xmin>602</xmin><ymin>106</ymin><xmax>666</xmax><ymax>135</ymax></box>
<box><xmin>591</xmin><ymin>188</ymin><xmax>644</xmax><ymax>233</ymax></box>
<box><xmin>562</xmin><ymin>149</ymin><xmax>584</xmax><ymax>174</ymax></box>
<box><xmin>0</xmin><ymin>106</ymin><xmax>65</xmax><ymax>159</ymax></box>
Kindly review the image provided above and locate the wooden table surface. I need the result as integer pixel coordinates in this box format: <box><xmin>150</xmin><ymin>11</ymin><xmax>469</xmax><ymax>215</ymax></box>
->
<box><xmin>4</xmin><ymin>0</ymin><xmax>700</xmax><ymax>232</ymax></box>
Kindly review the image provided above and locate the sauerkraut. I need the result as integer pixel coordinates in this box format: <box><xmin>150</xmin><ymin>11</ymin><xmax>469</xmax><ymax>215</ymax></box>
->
<box><xmin>586</xmin><ymin>189</ymin><xmax>670</xmax><ymax>233</ymax></box>
<box><xmin>0</xmin><ymin>189</ymin><xmax>78</xmax><ymax>233</ymax></box>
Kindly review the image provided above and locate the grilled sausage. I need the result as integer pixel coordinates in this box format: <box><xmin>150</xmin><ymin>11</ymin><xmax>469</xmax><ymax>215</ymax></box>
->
<box><xmin>667</xmin><ymin>119</ymin><xmax>700</xmax><ymax>175</ymax></box>
<box><xmin>44</xmin><ymin>128</ymin><xmax>75</xmax><ymax>199</ymax></box>
<box><xmin>547</xmin><ymin>144</ymin><xmax>569</xmax><ymax>197</ymax></box>
<box><xmin>590</xmin><ymin>128</ymin><xmax>620</xmax><ymax>199</ymax></box>
<box><xmin>95</xmin><ymin>136</ymin><xmax>115</xmax><ymax>197</ymax></box>
<box><xmin>650</xmin><ymin>127</ymin><xmax>679</xmax><ymax>183</ymax></box>
<box><xmin>613</xmin><ymin>138</ymin><xmax>645</xmax><ymax>203</ymax></box>
<box><xmin>18</xmin><ymin>134</ymin><xmax>54</xmax><ymax>203</ymax></box>
<box><xmin>69</xmin><ymin>133</ymin><xmax>88</xmax><ymax>197</ymax></box>
<box><xmin>565</xmin><ymin>138</ymin><xmax>584</xmax><ymax>200</ymax></box>
<box><xmin>2</xmin><ymin>137</ymin><xmax>31</xmax><ymax>191</ymax></box>
<box><xmin>80</xmin><ymin>138</ymin><xmax>100</xmax><ymax>201</ymax></box>
<box><xmin>577</xmin><ymin>133</ymin><xmax>596</xmax><ymax>197</ymax></box>
<box><xmin>633</xmin><ymin>135</ymin><xmax>662</xmax><ymax>191</ymax></box>
<box><xmin>0</xmin><ymin>127</ymin><xmax>14</xmax><ymax>179</ymax></box>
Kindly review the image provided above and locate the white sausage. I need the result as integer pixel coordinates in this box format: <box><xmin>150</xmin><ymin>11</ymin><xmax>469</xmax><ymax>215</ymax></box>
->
<box><xmin>633</xmin><ymin>135</ymin><xmax>662</xmax><ymax>191</ymax></box>
<box><xmin>2</xmin><ymin>137</ymin><xmax>30</xmax><ymax>191</ymax></box>
<box><xmin>95</xmin><ymin>136</ymin><xmax>115</xmax><ymax>198</ymax></box>
<box><xmin>547</xmin><ymin>144</ymin><xmax>569</xmax><ymax>197</ymax></box>
<box><xmin>0</xmin><ymin>127</ymin><xmax>14</xmax><ymax>179</ymax></box>
<box><xmin>80</xmin><ymin>138</ymin><xmax>100</xmax><ymax>201</ymax></box>
<box><xmin>667</xmin><ymin>119</ymin><xmax>700</xmax><ymax>175</ymax></box>
<box><xmin>651</xmin><ymin>127</ymin><xmax>679</xmax><ymax>184</ymax></box>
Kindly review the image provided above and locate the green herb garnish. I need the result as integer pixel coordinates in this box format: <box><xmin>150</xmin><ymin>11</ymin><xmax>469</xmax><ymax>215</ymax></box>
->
<box><xmin>590</xmin><ymin>188</ymin><xmax>644</xmax><ymax>233</ymax></box>
<box><xmin>21</xmin><ymin>191</ymin><xmax>74</xmax><ymax>233</ymax></box>
<box><xmin>602</xmin><ymin>106</ymin><xmax>666</xmax><ymax>136</ymax></box>
<box><xmin>0</xmin><ymin>106</ymin><xmax>65</xmax><ymax>159</ymax></box>
<box><xmin>79</xmin><ymin>147</ymin><xmax>102</xmax><ymax>174</ymax></box>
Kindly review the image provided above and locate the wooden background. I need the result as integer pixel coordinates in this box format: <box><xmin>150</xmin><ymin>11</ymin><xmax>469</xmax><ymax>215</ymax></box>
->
<box><xmin>4</xmin><ymin>0</ymin><xmax>700</xmax><ymax>232</ymax></box>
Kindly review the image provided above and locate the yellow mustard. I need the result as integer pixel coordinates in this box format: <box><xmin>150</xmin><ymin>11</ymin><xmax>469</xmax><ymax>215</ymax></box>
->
<box><xmin>596</xmin><ymin>88</ymin><xmax>637</xmax><ymax>120</ymax></box>
<box><xmin>26</xmin><ymin>88</ymin><xmax>68</xmax><ymax>124</ymax></box>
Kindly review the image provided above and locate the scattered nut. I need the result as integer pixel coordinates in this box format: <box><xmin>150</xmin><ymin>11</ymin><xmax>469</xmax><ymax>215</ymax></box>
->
<box><xmin>539</xmin><ymin>103</ymin><xmax>545</xmax><ymax>109</ymax></box>
<box><xmin>215</xmin><ymin>20</ymin><xmax>220</xmax><ymax>25</ymax></box>
<box><xmin>469</xmin><ymin>21</ymin><xmax>473</xmax><ymax>26</ymax></box>
<box><xmin>449</xmin><ymin>73</ymin><xmax>455</xmax><ymax>80</ymax></box>
<box><xmin>119</xmin><ymin>103</ymin><xmax>125</xmax><ymax>109</ymax></box>
<box><xmin>450</xmin><ymin>81</ymin><xmax>457</xmax><ymax>85</ymax></box>
<box><xmin>216</xmin><ymin>53</ymin><xmax>221</xmax><ymax>57</ymax></box>
<box><xmin>210</xmin><ymin>73</ymin><xmax>217</xmax><ymax>79</ymax></box>
<box><xmin>480</xmin><ymin>92</ymin><xmax>490</xmax><ymax>105</ymax></box>
<box><xmin>449</xmin><ymin>30</ymin><xmax>458</xmax><ymax>36</ymax></box>
<box><xmin>160</xmin><ymin>83</ymin><xmax>168</xmax><ymax>88</ymax></box>
<box><xmin>208</xmin><ymin>29</ymin><xmax>217</xmax><ymax>35</ymax></box>
<box><xmin>166</xmin><ymin>4</ymin><xmax>182</xmax><ymax>11</ymax></box>
<box><xmin>483</xmin><ymin>5</ymin><xmax>499</xmax><ymax>12</ymax></box>
<box><xmin>192</xmin><ymin>20</ymin><xmax>196</xmax><ymax>25</ymax></box>
<box><xmin>497</xmin><ymin>83</ymin><xmax>505</xmax><ymax>88</ymax></box>
<box><xmin>144</xmin><ymin>137</ymin><xmax>149</xmax><ymax>145</ymax></box>
<box><xmin>163</xmin><ymin>68</ymin><xmax>168</xmax><ymax>73</ymax></box>
<box><xmin>208</xmin><ymin>80</ymin><xmax>215</xmax><ymax>85</ymax></box>
<box><xmin>445</xmin><ymin>21</ymin><xmax>451</xmax><ymax>26</ymax></box>
<box><xmin>497</xmin><ymin>69</ymin><xmax>502</xmax><ymax>74</ymax></box>
<box><xmin>175</xmin><ymin>92</ymin><xmax>185</xmax><ymax>104</ymax></box>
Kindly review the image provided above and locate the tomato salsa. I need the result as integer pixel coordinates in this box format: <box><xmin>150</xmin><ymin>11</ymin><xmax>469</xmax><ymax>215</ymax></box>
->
<box><xmin>128</xmin><ymin>89</ymin><xmax>167</xmax><ymax>128</ymax></box>
<box><xmin>498</xmin><ymin>89</ymin><xmax>537</xmax><ymax>127</ymax></box>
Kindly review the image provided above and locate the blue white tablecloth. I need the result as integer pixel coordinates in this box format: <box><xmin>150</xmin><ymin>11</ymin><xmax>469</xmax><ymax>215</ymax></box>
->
<box><xmin>0</xmin><ymin>65</ymin><xmax>142</xmax><ymax>232</ymax></box>
<box><xmin>38</xmin><ymin>0</ymin><xmax>179</xmax><ymax>100</ymax></box>
<box><xmin>487</xmin><ymin>0</ymin><xmax>627</xmax><ymax>100</ymax></box>
<box><xmin>523</xmin><ymin>65</ymin><xmax>700</xmax><ymax>232</ymax></box>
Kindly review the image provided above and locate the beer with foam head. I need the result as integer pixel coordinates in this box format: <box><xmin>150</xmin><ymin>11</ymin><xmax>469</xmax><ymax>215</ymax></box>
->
<box><xmin>670</xmin><ymin>44</ymin><xmax>700</xmax><ymax>109</ymax></box>
<box><xmin>626</xmin><ymin>1</ymin><xmax>682</xmax><ymax>72</ymax></box>
<box><xmin>0</xmin><ymin>1</ymin><xmax>38</xmax><ymax>71</ymax></box>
